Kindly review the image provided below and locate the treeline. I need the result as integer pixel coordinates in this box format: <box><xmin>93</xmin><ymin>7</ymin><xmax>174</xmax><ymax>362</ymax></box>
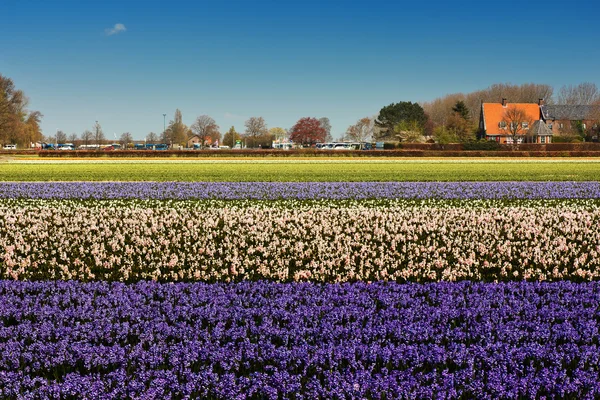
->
<box><xmin>158</xmin><ymin>111</ymin><xmax>336</xmax><ymax>149</ymax></box>
<box><xmin>0</xmin><ymin>74</ymin><xmax>43</xmax><ymax>148</ymax></box>
<box><xmin>418</xmin><ymin>82</ymin><xmax>600</xmax><ymax>143</ymax></box>
<box><xmin>371</xmin><ymin>82</ymin><xmax>600</xmax><ymax>144</ymax></box>
<box><xmin>60</xmin><ymin>111</ymin><xmax>336</xmax><ymax>149</ymax></box>
<box><xmin>3</xmin><ymin>71</ymin><xmax>600</xmax><ymax>148</ymax></box>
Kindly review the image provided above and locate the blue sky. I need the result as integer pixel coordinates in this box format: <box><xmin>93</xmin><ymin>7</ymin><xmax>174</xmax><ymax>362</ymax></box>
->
<box><xmin>1</xmin><ymin>0</ymin><xmax>599</xmax><ymax>140</ymax></box>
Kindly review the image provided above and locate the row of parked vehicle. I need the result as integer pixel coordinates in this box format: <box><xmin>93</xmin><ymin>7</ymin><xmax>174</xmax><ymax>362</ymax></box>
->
<box><xmin>4</xmin><ymin>141</ymin><xmax>378</xmax><ymax>151</ymax></box>
<box><xmin>316</xmin><ymin>142</ymin><xmax>373</xmax><ymax>150</ymax></box>
<box><xmin>39</xmin><ymin>143</ymin><xmax>172</xmax><ymax>151</ymax></box>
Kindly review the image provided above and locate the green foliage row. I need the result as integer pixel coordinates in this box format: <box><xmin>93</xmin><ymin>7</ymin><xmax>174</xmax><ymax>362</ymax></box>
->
<box><xmin>2</xmin><ymin>159</ymin><xmax>600</xmax><ymax>181</ymax></box>
<box><xmin>462</xmin><ymin>141</ymin><xmax>501</xmax><ymax>151</ymax></box>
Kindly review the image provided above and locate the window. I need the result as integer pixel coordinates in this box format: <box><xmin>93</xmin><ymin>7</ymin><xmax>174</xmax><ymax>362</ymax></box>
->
<box><xmin>548</xmin><ymin>123</ymin><xmax>553</xmax><ymax>130</ymax></box>
<box><xmin>583</xmin><ymin>123</ymin><xmax>587</xmax><ymax>129</ymax></box>
<box><xmin>541</xmin><ymin>136</ymin><xmax>546</xmax><ymax>144</ymax></box>
<box><xmin>560</xmin><ymin>123</ymin><xmax>564</xmax><ymax>129</ymax></box>
<box><xmin>498</xmin><ymin>121</ymin><xmax>507</xmax><ymax>129</ymax></box>
<box><xmin>510</xmin><ymin>122</ymin><xmax>517</xmax><ymax>130</ymax></box>
<box><xmin>522</xmin><ymin>122</ymin><xmax>529</xmax><ymax>129</ymax></box>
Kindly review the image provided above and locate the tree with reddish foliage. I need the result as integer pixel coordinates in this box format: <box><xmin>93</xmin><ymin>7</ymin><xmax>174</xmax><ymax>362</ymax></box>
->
<box><xmin>289</xmin><ymin>117</ymin><xmax>326</xmax><ymax>146</ymax></box>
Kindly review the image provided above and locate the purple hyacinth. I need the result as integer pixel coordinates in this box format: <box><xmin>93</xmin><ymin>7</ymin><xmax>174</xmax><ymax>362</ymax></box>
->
<box><xmin>2</xmin><ymin>181</ymin><xmax>600</xmax><ymax>200</ymax></box>
<box><xmin>0</xmin><ymin>280</ymin><xmax>599</xmax><ymax>399</ymax></box>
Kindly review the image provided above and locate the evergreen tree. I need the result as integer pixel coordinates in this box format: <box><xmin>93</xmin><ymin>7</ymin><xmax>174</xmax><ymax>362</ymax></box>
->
<box><xmin>223</xmin><ymin>126</ymin><xmax>241</xmax><ymax>148</ymax></box>
<box><xmin>452</xmin><ymin>101</ymin><xmax>470</xmax><ymax>120</ymax></box>
<box><xmin>375</xmin><ymin>102</ymin><xmax>427</xmax><ymax>139</ymax></box>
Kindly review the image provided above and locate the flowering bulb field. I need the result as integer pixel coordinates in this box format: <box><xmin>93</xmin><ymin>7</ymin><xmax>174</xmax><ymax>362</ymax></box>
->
<box><xmin>1</xmin><ymin>280</ymin><xmax>599</xmax><ymax>399</ymax></box>
<box><xmin>4</xmin><ymin>181</ymin><xmax>600</xmax><ymax>200</ymax></box>
<box><xmin>2</xmin><ymin>197</ymin><xmax>600</xmax><ymax>282</ymax></box>
<box><xmin>1</xmin><ymin>170</ymin><xmax>600</xmax><ymax>398</ymax></box>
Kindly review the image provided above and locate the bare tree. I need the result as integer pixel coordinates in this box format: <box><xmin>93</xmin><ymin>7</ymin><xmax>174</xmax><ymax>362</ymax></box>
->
<box><xmin>146</xmin><ymin>132</ymin><xmax>158</xmax><ymax>144</ymax></box>
<box><xmin>346</xmin><ymin>117</ymin><xmax>374</xmax><ymax>142</ymax></box>
<box><xmin>68</xmin><ymin>133</ymin><xmax>78</xmax><ymax>143</ymax></box>
<box><xmin>501</xmin><ymin>105</ymin><xmax>533</xmax><ymax>144</ymax></box>
<box><xmin>81</xmin><ymin>130</ymin><xmax>93</xmax><ymax>147</ymax></box>
<box><xmin>244</xmin><ymin>117</ymin><xmax>268</xmax><ymax>147</ymax></box>
<box><xmin>191</xmin><ymin>115</ymin><xmax>219</xmax><ymax>148</ymax></box>
<box><xmin>55</xmin><ymin>130</ymin><xmax>67</xmax><ymax>144</ymax></box>
<box><xmin>318</xmin><ymin>117</ymin><xmax>332</xmax><ymax>142</ymax></box>
<box><xmin>93</xmin><ymin>121</ymin><xmax>105</xmax><ymax>146</ymax></box>
<box><xmin>208</xmin><ymin>126</ymin><xmax>221</xmax><ymax>145</ymax></box>
<box><xmin>269</xmin><ymin>127</ymin><xmax>287</xmax><ymax>142</ymax></box>
<box><xmin>120</xmin><ymin>132</ymin><xmax>133</xmax><ymax>149</ymax></box>
<box><xmin>21</xmin><ymin>111</ymin><xmax>43</xmax><ymax>148</ymax></box>
<box><xmin>585</xmin><ymin>102</ymin><xmax>600</xmax><ymax>141</ymax></box>
<box><xmin>165</xmin><ymin>109</ymin><xmax>190</xmax><ymax>146</ymax></box>
<box><xmin>557</xmin><ymin>83</ymin><xmax>600</xmax><ymax>105</ymax></box>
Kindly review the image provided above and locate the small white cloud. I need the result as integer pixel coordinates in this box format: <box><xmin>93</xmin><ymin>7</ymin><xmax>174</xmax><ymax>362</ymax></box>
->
<box><xmin>224</xmin><ymin>112</ymin><xmax>246</xmax><ymax>120</ymax></box>
<box><xmin>105</xmin><ymin>23</ymin><xmax>127</xmax><ymax>36</ymax></box>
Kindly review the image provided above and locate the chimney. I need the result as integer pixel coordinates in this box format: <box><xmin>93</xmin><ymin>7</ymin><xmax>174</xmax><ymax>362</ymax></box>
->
<box><xmin>501</xmin><ymin>98</ymin><xmax>507</xmax><ymax>107</ymax></box>
<box><xmin>538</xmin><ymin>98</ymin><xmax>545</xmax><ymax>105</ymax></box>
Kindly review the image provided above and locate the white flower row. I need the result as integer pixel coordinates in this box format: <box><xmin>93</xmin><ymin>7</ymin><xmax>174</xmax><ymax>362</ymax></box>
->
<box><xmin>1</xmin><ymin>199</ymin><xmax>599</xmax><ymax>282</ymax></box>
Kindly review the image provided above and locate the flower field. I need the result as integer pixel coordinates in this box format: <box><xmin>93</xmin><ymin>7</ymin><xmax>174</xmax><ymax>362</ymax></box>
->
<box><xmin>1</xmin><ymin>280</ymin><xmax>599</xmax><ymax>399</ymax></box>
<box><xmin>4</xmin><ymin>181</ymin><xmax>600</xmax><ymax>199</ymax></box>
<box><xmin>2</xmin><ymin>197</ymin><xmax>600</xmax><ymax>283</ymax></box>
<box><xmin>1</xmin><ymin>163</ymin><xmax>600</xmax><ymax>398</ymax></box>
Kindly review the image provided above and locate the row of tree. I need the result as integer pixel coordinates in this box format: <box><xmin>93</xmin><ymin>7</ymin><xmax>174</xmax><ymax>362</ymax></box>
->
<box><xmin>4</xmin><ymin>72</ymin><xmax>600</xmax><ymax>148</ymax></box>
<box><xmin>373</xmin><ymin>82</ymin><xmax>600</xmax><ymax>144</ymax></box>
<box><xmin>159</xmin><ymin>111</ymin><xmax>340</xmax><ymax>148</ymax></box>
<box><xmin>41</xmin><ymin>111</ymin><xmax>337</xmax><ymax>149</ymax></box>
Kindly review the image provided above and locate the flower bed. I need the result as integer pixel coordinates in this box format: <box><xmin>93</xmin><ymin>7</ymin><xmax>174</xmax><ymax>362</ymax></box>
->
<box><xmin>1</xmin><ymin>280</ymin><xmax>598</xmax><ymax>399</ymax></box>
<box><xmin>2</xmin><ymin>199</ymin><xmax>600</xmax><ymax>282</ymax></box>
<box><xmin>3</xmin><ymin>181</ymin><xmax>600</xmax><ymax>200</ymax></box>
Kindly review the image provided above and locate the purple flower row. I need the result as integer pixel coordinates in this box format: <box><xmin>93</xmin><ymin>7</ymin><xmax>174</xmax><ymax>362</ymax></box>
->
<box><xmin>1</xmin><ymin>280</ymin><xmax>599</xmax><ymax>399</ymax></box>
<box><xmin>3</xmin><ymin>181</ymin><xmax>600</xmax><ymax>199</ymax></box>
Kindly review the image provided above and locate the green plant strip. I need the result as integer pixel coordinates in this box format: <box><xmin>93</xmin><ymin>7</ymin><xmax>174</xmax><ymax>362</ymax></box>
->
<box><xmin>2</xmin><ymin>160</ymin><xmax>600</xmax><ymax>181</ymax></box>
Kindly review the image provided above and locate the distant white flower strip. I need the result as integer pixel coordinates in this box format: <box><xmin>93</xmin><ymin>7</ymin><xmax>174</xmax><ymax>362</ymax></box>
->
<box><xmin>1</xmin><ymin>199</ymin><xmax>600</xmax><ymax>282</ymax></box>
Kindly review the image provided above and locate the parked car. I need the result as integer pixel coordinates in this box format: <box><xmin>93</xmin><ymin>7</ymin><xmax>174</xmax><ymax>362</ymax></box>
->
<box><xmin>2</xmin><ymin>144</ymin><xmax>17</xmax><ymax>150</ymax></box>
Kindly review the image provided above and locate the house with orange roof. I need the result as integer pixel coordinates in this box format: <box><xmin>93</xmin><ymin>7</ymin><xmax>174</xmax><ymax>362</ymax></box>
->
<box><xmin>478</xmin><ymin>99</ymin><xmax>550</xmax><ymax>144</ymax></box>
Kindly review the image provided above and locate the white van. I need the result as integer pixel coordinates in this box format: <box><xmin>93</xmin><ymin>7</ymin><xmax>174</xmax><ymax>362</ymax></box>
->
<box><xmin>3</xmin><ymin>144</ymin><xmax>16</xmax><ymax>150</ymax></box>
